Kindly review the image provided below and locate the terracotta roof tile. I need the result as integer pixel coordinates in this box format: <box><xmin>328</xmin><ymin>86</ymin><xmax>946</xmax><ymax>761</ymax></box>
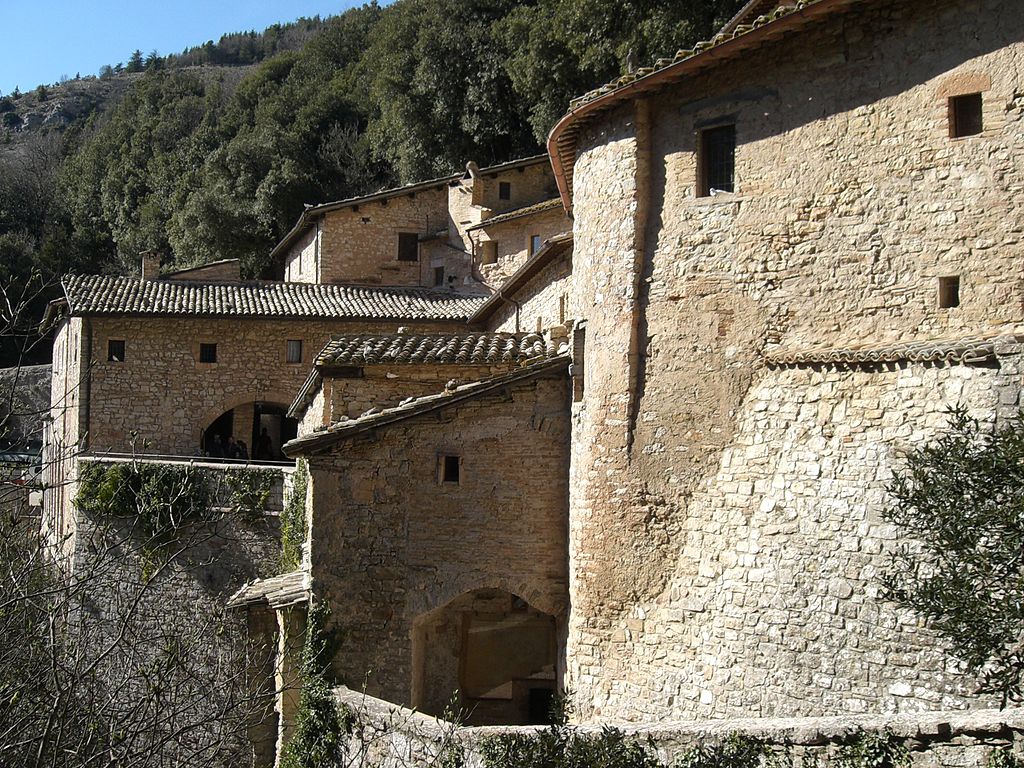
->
<box><xmin>765</xmin><ymin>335</ymin><xmax>1022</xmax><ymax>368</ymax></box>
<box><xmin>465</xmin><ymin>198</ymin><xmax>564</xmax><ymax>231</ymax></box>
<box><xmin>316</xmin><ymin>332</ymin><xmax>557</xmax><ymax>367</ymax></box>
<box><xmin>58</xmin><ymin>275</ymin><xmax>485</xmax><ymax>322</ymax></box>
<box><xmin>227</xmin><ymin>570</ymin><xmax>308</xmax><ymax>609</ymax></box>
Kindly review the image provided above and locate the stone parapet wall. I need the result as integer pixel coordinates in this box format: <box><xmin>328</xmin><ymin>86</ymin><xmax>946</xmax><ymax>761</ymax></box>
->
<box><xmin>333</xmin><ymin>686</ymin><xmax>1024</xmax><ymax>767</ymax></box>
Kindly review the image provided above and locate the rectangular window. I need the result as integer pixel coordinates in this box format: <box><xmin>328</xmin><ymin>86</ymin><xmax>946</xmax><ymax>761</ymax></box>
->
<box><xmin>498</xmin><ymin>181</ymin><xmax>511</xmax><ymax>200</ymax></box>
<box><xmin>572</xmin><ymin>325</ymin><xmax>586</xmax><ymax>403</ymax></box>
<box><xmin>434</xmin><ymin>266</ymin><xmax>445</xmax><ymax>286</ymax></box>
<box><xmin>949</xmin><ymin>93</ymin><xmax>983</xmax><ymax>138</ymax></box>
<box><xmin>440</xmin><ymin>454</ymin><xmax>460</xmax><ymax>484</ymax></box>
<box><xmin>287</xmin><ymin>339</ymin><xmax>303</xmax><ymax>364</ymax></box>
<box><xmin>699</xmin><ymin>124</ymin><xmax>736</xmax><ymax>196</ymax></box>
<box><xmin>481</xmin><ymin>241</ymin><xmax>498</xmax><ymax>265</ymax></box>
<box><xmin>397</xmin><ymin>232</ymin><xmax>419</xmax><ymax>261</ymax></box>
<box><xmin>199</xmin><ymin>343</ymin><xmax>218</xmax><ymax>364</ymax></box>
<box><xmin>530</xmin><ymin>234</ymin><xmax>542</xmax><ymax>255</ymax></box>
<box><xmin>107</xmin><ymin>339</ymin><xmax>125</xmax><ymax>363</ymax></box>
<box><xmin>938</xmin><ymin>275</ymin><xmax>960</xmax><ymax>308</ymax></box>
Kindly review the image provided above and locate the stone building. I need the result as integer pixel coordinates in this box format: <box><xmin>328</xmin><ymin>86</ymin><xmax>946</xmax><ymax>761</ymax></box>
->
<box><xmin>41</xmin><ymin>0</ymin><xmax>1024</xmax><ymax>761</ymax></box>
<box><xmin>546</xmin><ymin>0</ymin><xmax>1024</xmax><ymax>721</ymax></box>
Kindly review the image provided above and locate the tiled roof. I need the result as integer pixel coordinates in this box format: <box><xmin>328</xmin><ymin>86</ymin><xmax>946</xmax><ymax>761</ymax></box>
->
<box><xmin>285</xmin><ymin>356</ymin><xmax>569</xmax><ymax>456</ymax></box>
<box><xmin>764</xmin><ymin>335</ymin><xmax>1022</xmax><ymax>368</ymax></box>
<box><xmin>316</xmin><ymin>332</ymin><xmax>557</xmax><ymax>367</ymax></box>
<box><xmin>548</xmin><ymin>0</ymin><xmax>861</xmax><ymax>210</ymax></box>
<box><xmin>465</xmin><ymin>199</ymin><xmax>565</xmax><ymax>231</ymax></box>
<box><xmin>227</xmin><ymin>570</ymin><xmax>308</xmax><ymax>609</ymax></box>
<box><xmin>55</xmin><ymin>274</ymin><xmax>485</xmax><ymax>322</ymax></box>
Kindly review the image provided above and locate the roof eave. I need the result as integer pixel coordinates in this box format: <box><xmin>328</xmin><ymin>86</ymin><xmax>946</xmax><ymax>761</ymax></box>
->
<box><xmin>284</xmin><ymin>356</ymin><xmax>569</xmax><ymax>457</ymax></box>
<box><xmin>546</xmin><ymin>0</ymin><xmax>857</xmax><ymax>212</ymax></box>
<box><xmin>470</xmin><ymin>234</ymin><xmax>573</xmax><ymax>325</ymax></box>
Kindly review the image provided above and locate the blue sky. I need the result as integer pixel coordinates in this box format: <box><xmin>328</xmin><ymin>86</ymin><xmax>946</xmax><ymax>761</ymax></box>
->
<box><xmin>0</xmin><ymin>1</ymin><xmax>373</xmax><ymax>96</ymax></box>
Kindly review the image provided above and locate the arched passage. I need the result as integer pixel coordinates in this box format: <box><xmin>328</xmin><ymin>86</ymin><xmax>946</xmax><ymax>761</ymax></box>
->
<box><xmin>410</xmin><ymin>588</ymin><xmax>558</xmax><ymax>726</ymax></box>
<box><xmin>199</xmin><ymin>398</ymin><xmax>297</xmax><ymax>460</ymax></box>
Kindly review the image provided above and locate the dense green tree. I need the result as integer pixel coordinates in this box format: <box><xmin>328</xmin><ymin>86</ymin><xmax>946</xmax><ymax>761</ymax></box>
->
<box><xmin>883</xmin><ymin>407</ymin><xmax>1024</xmax><ymax>705</ymax></box>
<box><xmin>126</xmin><ymin>49</ymin><xmax>145</xmax><ymax>73</ymax></box>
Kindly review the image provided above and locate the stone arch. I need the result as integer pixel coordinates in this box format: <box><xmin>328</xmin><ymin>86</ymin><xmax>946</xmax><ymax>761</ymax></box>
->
<box><xmin>410</xmin><ymin>587</ymin><xmax>560</xmax><ymax>726</ymax></box>
<box><xmin>196</xmin><ymin>391</ymin><xmax>297</xmax><ymax>460</ymax></box>
<box><xmin>407</xmin><ymin>573</ymin><xmax>567</xmax><ymax>622</ymax></box>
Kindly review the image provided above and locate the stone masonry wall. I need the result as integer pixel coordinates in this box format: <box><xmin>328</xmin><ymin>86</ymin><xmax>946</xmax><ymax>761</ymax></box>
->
<box><xmin>475</xmin><ymin>207</ymin><xmax>570</xmax><ymax>288</ymax></box>
<box><xmin>85</xmin><ymin>316</ymin><xmax>465</xmax><ymax>456</ymax></box>
<box><xmin>567</xmin><ymin>0</ymin><xmax>1024</xmax><ymax>722</ymax></box>
<box><xmin>315</xmin><ymin>187</ymin><xmax>450</xmax><ymax>287</ymax></box>
<box><xmin>334</xmin><ymin>686</ymin><xmax>1024</xmax><ymax>768</ymax></box>
<box><xmin>284</xmin><ymin>227</ymin><xmax>319</xmax><ymax>283</ymax></box>
<box><xmin>306</xmin><ymin>374</ymin><xmax>570</xmax><ymax>710</ymax></box>
<box><xmin>486</xmin><ymin>249</ymin><xmax>573</xmax><ymax>334</ymax></box>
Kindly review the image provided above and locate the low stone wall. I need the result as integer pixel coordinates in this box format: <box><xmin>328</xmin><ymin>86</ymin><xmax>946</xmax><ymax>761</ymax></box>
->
<box><xmin>334</xmin><ymin>687</ymin><xmax>1024</xmax><ymax>767</ymax></box>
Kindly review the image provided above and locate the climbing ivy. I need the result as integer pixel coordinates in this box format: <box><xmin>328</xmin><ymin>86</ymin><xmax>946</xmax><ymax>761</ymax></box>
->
<box><xmin>280</xmin><ymin>459</ymin><xmax>308</xmax><ymax>571</ymax></box>
<box><xmin>76</xmin><ymin>460</ymin><xmax>211</xmax><ymax>545</ymax></box>
<box><xmin>222</xmin><ymin>467</ymin><xmax>279</xmax><ymax>522</ymax></box>
<box><xmin>479</xmin><ymin>723</ymin><xmax>663</xmax><ymax>768</ymax></box>
<box><xmin>279</xmin><ymin>603</ymin><xmax>347</xmax><ymax>768</ymax></box>
<box><xmin>989</xmin><ymin>747</ymin><xmax>1024</xmax><ymax>768</ymax></box>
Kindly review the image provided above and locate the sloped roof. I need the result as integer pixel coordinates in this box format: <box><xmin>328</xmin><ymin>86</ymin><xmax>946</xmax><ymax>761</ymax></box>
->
<box><xmin>765</xmin><ymin>334</ymin><xmax>1021</xmax><ymax>368</ymax></box>
<box><xmin>318</xmin><ymin>332</ymin><xmax>557</xmax><ymax>367</ymax></box>
<box><xmin>284</xmin><ymin>356</ymin><xmax>569</xmax><ymax>456</ymax></box>
<box><xmin>227</xmin><ymin>570</ymin><xmax>308</xmax><ymax>609</ymax></box>
<box><xmin>49</xmin><ymin>274</ymin><xmax>485</xmax><ymax>323</ymax></box>
<box><xmin>547</xmin><ymin>0</ymin><xmax>863</xmax><ymax>210</ymax></box>
<box><xmin>287</xmin><ymin>332</ymin><xmax>560</xmax><ymax>419</ymax></box>
<box><xmin>465</xmin><ymin>198</ymin><xmax>565</xmax><ymax>232</ymax></box>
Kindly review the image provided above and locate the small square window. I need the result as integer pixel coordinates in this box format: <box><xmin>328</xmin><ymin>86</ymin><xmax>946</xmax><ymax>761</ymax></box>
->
<box><xmin>498</xmin><ymin>181</ymin><xmax>511</xmax><ymax>200</ymax></box>
<box><xmin>949</xmin><ymin>93</ymin><xmax>983</xmax><ymax>138</ymax></box>
<box><xmin>434</xmin><ymin>266</ymin><xmax>445</xmax><ymax>286</ymax></box>
<box><xmin>699</xmin><ymin>124</ymin><xmax>736</xmax><ymax>196</ymax></box>
<box><xmin>199</xmin><ymin>343</ymin><xmax>218</xmax><ymax>364</ymax></box>
<box><xmin>287</xmin><ymin>339</ymin><xmax>303</xmax><ymax>364</ymax></box>
<box><xmin>397</xmin><ymin>232</ymin><xmax>419</xmax><ymax>262</ymax></box>
<box><xmin>107</xmin><ymin>339</ymin><xmax>125</xmax><ymax>363</ymax></box>
<box><xmin>530</xmin><ymin>234</ymin><xmax>542</xmax><ymax>255</ymax></box>
<box><xmin>938</xmin><ymin>276</ymin><xmax>960</xmax><ymax>308</ymax></box>
<box><xmin>440</xmin><ymin>454</ymin><xmax>460</xmax><ymax>484</ymax></box>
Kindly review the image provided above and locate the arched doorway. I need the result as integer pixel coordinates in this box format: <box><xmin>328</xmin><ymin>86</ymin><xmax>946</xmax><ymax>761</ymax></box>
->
<box><xmin>411</xmin><ymin>588</ymin><xmax>558</xmax><ymax>726</ymax></box>
<box><xmin>200</xmin><ymin>401</ymin><xmax>297</xmax><ymax>461</ymax></box>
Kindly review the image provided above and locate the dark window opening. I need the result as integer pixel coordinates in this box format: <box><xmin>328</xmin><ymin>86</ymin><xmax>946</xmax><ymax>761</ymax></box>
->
<box><xmin>530</xmin><ymin>234</ymin><xmax>542</xmax><ymax>255</ymax></box>
<box><xmin>441</xmin><ymin>454</ymin><xmax>460</xmax><ymax>484</ymax></box>
<box><xmin>398</xmin><ymin>232</ymin><xmax>419</xmax><ymax>261</ymax></box>
<box><xmin>572</xmin><ymin>325</ymin><xmax>586</xmax><ymax>403</ymax></box>
<box><xmin>328</xmin><ymin>365</ymin><xmax>364</xmax><ymax>378</ymax></box>
<box><xmin>107</xmin><ymin>339</ymin><xmax>125</xmax><ymax>363</ymax></box>
<box><xmin>434</xmin><ymin>266</ymin><xmax>445</xmax><ymax>286</ymax></box>
<box><xmin>699</xmin><ymin>124</ymin><xmax>736</xmax><ymax>196</ymax></box>
<box><xmin>498</xmin><ymin>181</ymin><xmax>511</xmax><ymax>200</ymax></box>
<box><xmin>199</xmin><ymin>343</ymin><xmax>218</xmax><ymax>364</ymax></box>
<box><xmin>287</xmin><ymin>339</ymin><xmax>302</xmax><ymax>364</ymax></box>
<box><xmin>949</xmin><ymin>93</ymin><xmax>983</xmax><ymax>138</ymax></box>
<box><xmin>939</xmin><ymin>276</ymin><xmax>960</xmax><ymax>308</ymax></box>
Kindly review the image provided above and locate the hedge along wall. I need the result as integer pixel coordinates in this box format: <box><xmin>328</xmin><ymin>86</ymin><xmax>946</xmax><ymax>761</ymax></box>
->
<box><xmin>332</xmin><ymin>686</ymin><xmax>1024</xmax><ymax>768</ymax></box>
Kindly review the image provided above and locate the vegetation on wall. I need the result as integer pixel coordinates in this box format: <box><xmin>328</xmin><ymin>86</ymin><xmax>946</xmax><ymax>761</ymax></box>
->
<box><xmin>224</xmin><ymin>466</ymin><xmax>279</xmax><ymax>522</ymax></box>
<box><xmin>882</xmin><ymin>407</ymin><xmax>1024</xmax><ymax>705</ymax></box>
<box><xmin>281</xmin><ymin>458</ymin><xmax>309</xmax><ymax>570</ymax></box>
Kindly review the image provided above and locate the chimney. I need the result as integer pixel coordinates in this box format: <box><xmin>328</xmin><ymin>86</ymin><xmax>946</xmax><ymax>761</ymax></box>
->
<box><xmin>140</xmin><ymin>250</ymin><xmax>162</xmax><ymax>281</ymax></box>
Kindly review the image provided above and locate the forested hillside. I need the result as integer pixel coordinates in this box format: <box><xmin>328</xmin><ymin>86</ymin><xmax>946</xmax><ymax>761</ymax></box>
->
<box><xmin>0</xmin><ymin>0</ymin><xmax>742</xmax><ymax>365</ymax></box>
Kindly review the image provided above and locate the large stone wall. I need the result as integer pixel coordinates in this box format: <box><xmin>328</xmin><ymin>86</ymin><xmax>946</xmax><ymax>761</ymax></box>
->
<box><xmin>82</xmin><ymin>316</ymin><xmax>465</xmax><ymax>456</ymax></box>
<box><xmin>305</xmin><ymin>374</ymin><xmax>570</xmax><ymax>713</ymax></box>
<box><xmin>475</xmin><ymin>207</ymin><xmax>570</xmax><ymax>288</ymax></box>
<box><xmin>567</xmin><ymin>0</ymin><xmax>1024</xmax><ymax>722</ymax></box>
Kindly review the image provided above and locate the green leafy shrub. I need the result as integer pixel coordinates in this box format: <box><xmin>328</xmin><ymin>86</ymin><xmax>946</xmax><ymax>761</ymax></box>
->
<box><xmin>480</xmin><ymin>723</ymin><xmax>662</xmax><ymax>768</ymax></box>
<box><xmin>988</xmin><ymin>747</ymin><xmax>1024</xmax><ymax>768</ymax></box>
<box><xmin>673</xmin><ymin>734</ymin><xmax>775</xmax><ymax>768</ymax></box>
<box><xmin>836</xmin><ymin>730</ymin><xmax>908</xmax><ymax>768</ymax></box>
<box><xmin>882</xmin><ymin>407</ymin><xmax>1024</xmax><ymax>703</ymax></box>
